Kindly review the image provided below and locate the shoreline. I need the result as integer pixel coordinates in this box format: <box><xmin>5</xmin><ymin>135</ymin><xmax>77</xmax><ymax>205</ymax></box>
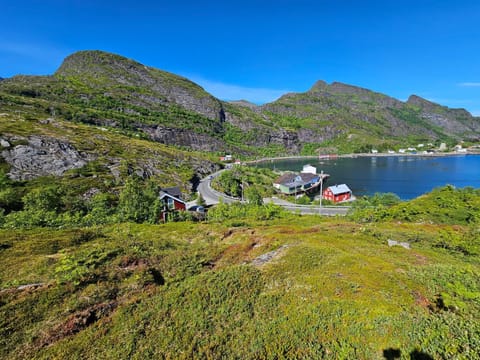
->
<box><xmin>247</xmin><ymin>151</ymin><xmax>479</xmax><ymax>165</ymax></box>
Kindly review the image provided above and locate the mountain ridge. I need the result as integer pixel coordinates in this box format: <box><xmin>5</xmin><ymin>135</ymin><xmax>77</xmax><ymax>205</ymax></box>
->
<box><xmin>1</xmin><ymin>50</ymin><xmax>479</xmax><ymax>158</ymax></box>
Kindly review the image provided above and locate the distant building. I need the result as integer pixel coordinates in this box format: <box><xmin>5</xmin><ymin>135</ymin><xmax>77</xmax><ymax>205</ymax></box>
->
<box><xmin>220</xmin><ymin>154</ymin><xmax>233</xmax><ymax>162</ymax></box>
<box><xmin>398</xmin><ymin>149</ymin><xmax>406</xmax><ymax>153</ymax></box>
<box><xmin>387</xmin><ymin>150</ymin><xmax>395</xmax><ymax>154</ymax></box>
<box><xmin>274</xmin><ymin>172</ymin><xmax>323</xmax><ymax>195</ymax></box>
<box><xmin>302</xmin><ymin>164</ymin><xmax>317</xmax><ymax>174</ymax></box>
<box><xmin>323</xmin><ymin>184</ymin><xmax>352</xmax><ymax>203</ymax></box>
<box><xmin>371</xmin><ymin>149</ymin><xmax>378</xmax><ymax>154</ymax></box>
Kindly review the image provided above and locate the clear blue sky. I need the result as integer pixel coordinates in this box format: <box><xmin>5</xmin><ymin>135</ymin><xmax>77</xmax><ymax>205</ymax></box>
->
<box><xmin>1</xmin><ymin>0</ymin><xmax>479</xmax><ymax>114</ymax></box>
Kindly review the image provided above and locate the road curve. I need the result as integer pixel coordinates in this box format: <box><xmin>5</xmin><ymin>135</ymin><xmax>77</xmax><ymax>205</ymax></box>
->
<box><xmin>197</xmin><ymin>171</ymin><xmax>350</xmax><ymax>216</ymax></box>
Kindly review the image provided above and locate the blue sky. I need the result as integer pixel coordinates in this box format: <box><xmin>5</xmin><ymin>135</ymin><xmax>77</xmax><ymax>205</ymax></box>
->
<box><xmin>1</xmin><ymin>1</ymin><xmax>479</xmax><ymax>114</ymax></box>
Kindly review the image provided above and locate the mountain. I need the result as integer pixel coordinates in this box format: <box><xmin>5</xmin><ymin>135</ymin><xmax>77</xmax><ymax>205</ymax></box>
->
<box><xmin>1</xmin><ymin>50</ymin><xmax>479</xmax><ymax>161</ymax></box>
<box><xmin>0</xmin><ymin>52</ymin><xmax>224</xmax><ymax>191</ymax></box>
<box><xmin>252</xmin><ymin>81</ymin><xmax>480</xmax><ymax>153</ymax></box>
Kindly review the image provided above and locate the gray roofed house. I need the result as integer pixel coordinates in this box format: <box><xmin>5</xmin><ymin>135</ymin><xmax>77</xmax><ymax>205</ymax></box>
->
<box><xmin>327</xmin><ymin>184</ymin><xmax>351</xmax><ymax>195</ymax></box>
<box><xmin>273</xmin><ymin>172</ymin><xmax>323</xmax><ymax>195</ymax></box>
<box><xmin>161</xmin><ymin>186</ymin><xmax>183</xmax><ymax>199</ymax></box>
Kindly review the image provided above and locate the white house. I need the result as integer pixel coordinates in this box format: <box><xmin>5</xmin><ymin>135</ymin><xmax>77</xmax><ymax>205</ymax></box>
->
<box><xmin>302</xmin><ymin>164</ymin><xmax>317</xmax><ymax>174</ymax></box>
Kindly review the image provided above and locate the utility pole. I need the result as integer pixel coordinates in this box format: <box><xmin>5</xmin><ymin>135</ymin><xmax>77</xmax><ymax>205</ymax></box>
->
<box><xmin>319</xmin><ymin>170</ymin><xmax>324</xmax><ymax>215</ymax></box>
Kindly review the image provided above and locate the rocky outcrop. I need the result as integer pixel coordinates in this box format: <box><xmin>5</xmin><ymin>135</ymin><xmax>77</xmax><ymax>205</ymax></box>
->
<box><xmin>407</xmin><ymin>95</ymin><xmax>480</xmax><ymax>136</ymax></box>
<box><xmin>1</xmin><ymin>136</ymin><xmax>94</xmax><ymax>180</ymax></box>
<box><xmin>139</xmin><ymin>125</ymin><xmax>227</xmax><ymax>152</ymax></box>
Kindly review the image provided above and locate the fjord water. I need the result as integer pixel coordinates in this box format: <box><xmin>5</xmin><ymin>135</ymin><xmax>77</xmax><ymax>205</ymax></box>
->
<box><xmin>258</xmin><ymin>155</ymin><xmax>480</xmax><ymax>199</ymax></box>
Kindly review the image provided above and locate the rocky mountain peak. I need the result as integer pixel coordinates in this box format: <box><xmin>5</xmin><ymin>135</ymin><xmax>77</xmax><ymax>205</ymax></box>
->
<box><xmin>308</xmin><ymin>80</ymin><xmax>328</xmax><ymax>92</ymax></box>
<box><xmin>55</xmin><ymin>50</ymin><xmax>225</xmax><ymax>122</ymax></box>
<box><xmin>407</xmin><ymin>94</ymin><xmax>472</xmax><ymax>115</ymax></box>
<box><xmin>55</xmin><ymin>50</ymin><xmax>141</xmax><ymax>77</ymax></box>
<box><xmin>407</xmin><ymin>94</ymin><xmax>437</xmax><ymax>107</ymax></box>
<box><xmin>228</xmin><ymin>100</ymin><xmax>259</xmax><ymax>110</ymax></box>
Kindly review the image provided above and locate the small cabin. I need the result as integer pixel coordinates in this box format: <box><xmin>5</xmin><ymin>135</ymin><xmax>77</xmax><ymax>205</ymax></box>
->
<box><xmin>159</xmin><ymin>187</ymin><xmax>186</xmax><ymax>222</ymax></box>
<box><xmin>323</xmin><ymin>184</ymin><xmax>352</xmax><ymax>203</ymax></box>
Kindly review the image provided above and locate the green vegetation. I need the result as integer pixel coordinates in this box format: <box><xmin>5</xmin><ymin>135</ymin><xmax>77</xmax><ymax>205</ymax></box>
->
<box><xmin>1</xmin><ymin>50</ymin><xmax>480</xmax><ymax>358</ymax></box>
<box><xmin>1</xmin><ymin>190</ymin><xmax>480</xmax><ymax>358</ymax></box>
<box><xmin>211</xmin><ymin>166</ymin><xmax>277</xmax><ymax>198</ymax></box>
<box><xmin>350</xmin><ymin>186</ymin><xmax>480</xmax><ymax>225</ymax></box>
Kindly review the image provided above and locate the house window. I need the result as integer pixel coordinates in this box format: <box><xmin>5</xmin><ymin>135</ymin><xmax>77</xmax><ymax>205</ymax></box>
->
<box><xmin>167</xmin><ymin>198</ymin><xmax>174</xmax><ymax>210</ymax></box>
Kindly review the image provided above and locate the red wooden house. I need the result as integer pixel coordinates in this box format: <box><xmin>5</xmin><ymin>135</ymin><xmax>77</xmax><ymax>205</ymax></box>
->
<box><xmin>160</xmin><ymin>187</ymin><xmax>186</xmax><ymax>222</ymax></box>
<box><xmin>323</xmin><ymin>184</ymin><xmax>352</xmax><ymax>203</ymax></box>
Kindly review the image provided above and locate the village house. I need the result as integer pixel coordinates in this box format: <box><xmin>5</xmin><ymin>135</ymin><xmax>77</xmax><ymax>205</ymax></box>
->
<box><xmin>323</xmin><ymin>184</ymin><xmax>352</xmax><ymax>203</ymax></box>
<box><xmin>159</xmin><ymin>186</ymin><xmax>186</xmax><ymax>222</ymax></box>
<box><xmin>273</xmin><ymin>169</ymin><xmax>326</xmax><ymax>195</ymax></box>
<box><xmin>220</xmin><ymin>154</ymin><xmax>233</xmax><ymax>162</ymax></box>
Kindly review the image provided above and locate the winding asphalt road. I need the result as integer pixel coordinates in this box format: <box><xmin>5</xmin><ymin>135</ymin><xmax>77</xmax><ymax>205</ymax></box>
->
<box><xmin>198</xmin><ymin>171</ymin><xmax>350</xmax><ymax>216</ymax></box>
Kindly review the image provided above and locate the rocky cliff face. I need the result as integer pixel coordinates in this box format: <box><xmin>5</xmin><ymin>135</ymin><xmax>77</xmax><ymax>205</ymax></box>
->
<box><xmin>407</xmin><ymin>95</ymin><xmax>480</xmax><ymax>137</ymax></box>
<box><xmin>139</xmin><ymin>124</ymin><xmax>227</xmax><ymax>152</ymax></box>
<box><xmin>1</xmin><ymin>135</ymin><xmax>95</xmax><ymax>180</ymax></box>
<box><xmin>257</xmin><ymin>81</ymin><xmax>480</xmax><ymax>144</ymax></box>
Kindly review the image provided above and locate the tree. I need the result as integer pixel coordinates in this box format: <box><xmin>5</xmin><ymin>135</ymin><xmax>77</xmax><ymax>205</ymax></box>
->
<box><xmin>117</xmin><ymin>177</ymin><xmax>163</xmax><ymax>224</ymax></box>
<box><xmin>245</xmin><ymin>185</ymin><xmax>263</xmax><ymax>206</ymax></box>
<box><xmin>197</xmin><ymin>192</ymin><xmax>206</xmax><ymax>206</ymax></box>
<box><xmin>118</xmin><ymin>177</ymin><xmax>149</xmax><ymax>222</ymax></box>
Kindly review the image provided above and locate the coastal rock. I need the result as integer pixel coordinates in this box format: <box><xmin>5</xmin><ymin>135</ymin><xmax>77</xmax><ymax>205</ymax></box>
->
<box><xmin>0</xmin><ymin>138</ymin><xmax>10</xmax><ymax>148</ymax></box>
<box><xmin>1</xmin><ymin>136</ymin><xmax>94</xmax><ymax>180</ymax></box>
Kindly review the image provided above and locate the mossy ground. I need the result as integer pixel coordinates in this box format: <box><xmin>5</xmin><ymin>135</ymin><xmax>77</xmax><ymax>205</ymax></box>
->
<box><xmin>1</xmin><ymin>215</ymin><xmax>478</xmax><ymax>359</ymax></box>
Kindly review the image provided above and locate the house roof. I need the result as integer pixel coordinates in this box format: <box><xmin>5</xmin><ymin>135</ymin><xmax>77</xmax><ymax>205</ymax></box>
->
<box><xmin>326</xmin><ymin>184</ymin><xmax>352</xmax><ymax>195</ymax></box>
<box><xmin>162</xmin><ymin>186</ymin><xmax>182</xmax><ymax>199</ymax></box>
<box><xmin>274</xmin><ymin>172</ymin><xmax>297</xmax><ymax>185</ymax></box>
<box><xmin>274</xmin><ymin>172</ymin><xmax>319</xmax><ymax>187</ymax></box>
<box><xmin>159</xmin><ymin>191</ymin><xmax>186</xmax><ymax>205</ymax></box>
<box><xmin>299</xmin><ymin>172</ymin><xmax>318</xmax><ymax>182</ymax></box>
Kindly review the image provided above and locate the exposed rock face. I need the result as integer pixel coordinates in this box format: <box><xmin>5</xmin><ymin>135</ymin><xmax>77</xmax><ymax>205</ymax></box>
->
<box><xmin>1</xmin><ymin>136</ymin><xmax>94</xmax><ymax>180</ymax></box>
<box><xmin>0</xmin><ymin>138</ymin><xmax>10</xmax><ymax>148</ymax></box>
<box><xmin>139</xmin><ymin>125</ymin><xmax>227</xmax><ymax>152</ymax></box>
<box><xmin>407</xmin><ymin>95</ymin><xmax>480</xmax><ymax>136</ymax></box>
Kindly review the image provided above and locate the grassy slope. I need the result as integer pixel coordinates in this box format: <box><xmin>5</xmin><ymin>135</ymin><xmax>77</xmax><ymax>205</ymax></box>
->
<box><xmin>1</xmin><ymin>215</ymin><xmax>479</xmax><ymax>359</ymax></box>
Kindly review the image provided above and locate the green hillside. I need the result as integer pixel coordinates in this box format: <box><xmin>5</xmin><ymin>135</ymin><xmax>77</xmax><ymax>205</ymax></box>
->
<box><xmin>1</xmin><ymin>190</ymin><xmax>479</xmax><ymax>359</ymax></box>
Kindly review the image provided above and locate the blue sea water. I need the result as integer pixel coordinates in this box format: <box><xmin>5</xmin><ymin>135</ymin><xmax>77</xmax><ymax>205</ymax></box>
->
<box><xmin>257</xmin><ymin>155</ymin><xmax>480</xmax><ymax>199</ymax></box>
